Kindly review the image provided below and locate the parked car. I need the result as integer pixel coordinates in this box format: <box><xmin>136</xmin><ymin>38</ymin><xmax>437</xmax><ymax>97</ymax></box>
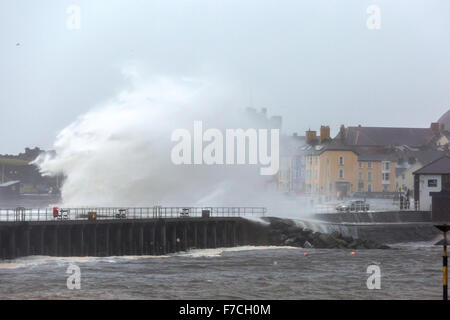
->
<box><xmin>336</xmin><ymin>200</ymin><xmax>369</xmax><ymax>212</ymax></box>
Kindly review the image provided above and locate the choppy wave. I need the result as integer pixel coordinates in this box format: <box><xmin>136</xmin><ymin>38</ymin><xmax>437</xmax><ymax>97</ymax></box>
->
<box><xmin>176</xmin><ymin>245</ymin><xmax>298</xmax><ymax>258</ymax></box>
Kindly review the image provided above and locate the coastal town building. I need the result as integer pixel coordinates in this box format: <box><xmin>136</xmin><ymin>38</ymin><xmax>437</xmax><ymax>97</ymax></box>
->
<box><xmin>304</xmin><ymin>141</ymin><xmax>397</xmax><ymax>197</ymax></box>
<box><xmin>301</xmin><ymin>121</ymin><xmax>450</xmax><ymax>197</ymax></box>
<box><xmin>413</xmin><ymin>155</ymin><xmax>450</xmax><ymax>211</ymax></box>
<box><xmin>395</xmin><ymin>150</ymin><xmax>444</xmax><ymax>192</ymax></box>
<box><xmin>335</xmin><ymin>123</ymin><xmax>444</xmax><ymax>148</ymax></box>
<box><xmin>278</xmin><ymin>134</ymin><xmax>306</xmax><ymax>193</ymax></box>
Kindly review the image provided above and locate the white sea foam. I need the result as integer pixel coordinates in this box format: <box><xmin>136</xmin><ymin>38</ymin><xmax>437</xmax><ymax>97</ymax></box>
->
<box><xmin>177</xmin><ymin>245</ymin><xmax>298</xmax><ymax>258</ymax></box>
<box><xmin>33</xmin><ymin>70</ymin><xmax>303</xmax><ymax>218</ymax></box>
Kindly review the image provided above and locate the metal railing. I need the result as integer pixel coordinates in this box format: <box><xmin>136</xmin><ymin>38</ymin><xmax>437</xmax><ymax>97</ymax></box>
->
<box><xmin>0</xmin><ymin>206</ymin><xmax>267</xmax><ymax>222</ymax></box>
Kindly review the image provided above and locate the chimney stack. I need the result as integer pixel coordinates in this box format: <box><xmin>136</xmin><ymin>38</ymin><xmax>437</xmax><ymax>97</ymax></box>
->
<box><xmin>320</xmin><ymin>125</ymin><xmax>330</xmax><ymax>143</ymax></box>
<box><xmin>431</xmin><ymin>122</ymin><xmax>440</xmax><ymax>134</ymax></box>
<box><xmin>305</xmin><ymin>129</ymin><xmax>317</xmax><ymax>145</ymax></box>
<box><xmin>339</xmin><ymin>125</ymin><xmax>346</xmax><ymax>142</ymax></box>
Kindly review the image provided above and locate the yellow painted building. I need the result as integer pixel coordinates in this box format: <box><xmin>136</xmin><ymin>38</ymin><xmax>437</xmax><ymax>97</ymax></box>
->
<box><xmin>305</xmin><ymin>147</ymin><xmax>396</xmax><ymax>196</ymax></box>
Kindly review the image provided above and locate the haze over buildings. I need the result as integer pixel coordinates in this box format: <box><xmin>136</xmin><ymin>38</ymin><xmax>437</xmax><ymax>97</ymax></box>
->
<box><xmin>1</xmin><ymin>0</ymin><xmax>450</xmax><ymax>154</ymax></box>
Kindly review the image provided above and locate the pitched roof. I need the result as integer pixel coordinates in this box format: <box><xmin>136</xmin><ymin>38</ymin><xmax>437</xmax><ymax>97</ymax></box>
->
<box><xmin>279</xmin><ymin>135</ymin><xmax>307</xmax><ymax>156</ymax></box>
<box><xmin>306</xmin><ymin>138</ymin><xmax>357</xmax><ymax>156</ymax></box>
<box><xmin>404</xmin><ymin>150</ymin><xmax>445</xmax><ymax>165</ymax></box>
<box><xmin>413</xmin><ymin>156</ymin><xmax>450</xmax><ymax>175</ymax></box>
<box><xmin>338</xmin><ymin>126</ymin><xmax>435</xmax><ymax>147</ymax></box>
<box><xmin>357</xmin><ymin>152</ymin><xmax>397</xmax><ymax>161</ymax></box>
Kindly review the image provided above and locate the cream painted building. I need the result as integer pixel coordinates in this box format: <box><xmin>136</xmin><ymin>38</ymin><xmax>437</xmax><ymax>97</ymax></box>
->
<box><xmin>305</xmin><ymin>143</ymin><xmax>396</xmax><ymax>197</ymax></box>
<box><xmin>396</xmin><ymin>163</ymin><xmax>422</xmax><ymax>192</ymax></box>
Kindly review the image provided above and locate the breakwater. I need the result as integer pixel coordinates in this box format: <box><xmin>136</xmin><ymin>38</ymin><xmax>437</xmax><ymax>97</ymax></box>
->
<box><xmin>0</xmin><ymin>217</ymin><xmax>269</xmax><ymax>260</ymax></box>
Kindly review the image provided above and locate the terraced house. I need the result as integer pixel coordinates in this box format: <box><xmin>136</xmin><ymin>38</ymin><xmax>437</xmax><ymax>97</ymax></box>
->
<box><xmin>295</xmin><ymin>117</ymin><xmax>450</xmax><ymax>198</ymax></box>
<box><xmin>305</xmin><ymin>145</ymin><xmax>397</xmax><ymax>197</ymax></box>
<box><xmin>304</xmin><ymin>127</ymin><xmax>397</xmax><ymax>197</ymax></box>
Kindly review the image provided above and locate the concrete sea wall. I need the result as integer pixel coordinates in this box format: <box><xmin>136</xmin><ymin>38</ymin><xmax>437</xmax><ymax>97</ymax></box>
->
<box><xmin>311</xmin><ymin>211</ymin><xmax>440</xmax><ymax>243</ymax></box>
<box><xmin>0</xmin><ymin>217</ymin><xmax>269</xmax><ymax>260</ymax></box>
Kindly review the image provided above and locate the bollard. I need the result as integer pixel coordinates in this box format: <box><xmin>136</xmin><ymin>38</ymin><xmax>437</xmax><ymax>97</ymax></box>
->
<box><xmin>430</xmin><ymin>190</ymin><xmax>450</xmax><ymax>300</ymax></box>
<box><xmin>435</xmin><ymin>225</ymin><xmax>449</xmax><ymax>300</ymax></box>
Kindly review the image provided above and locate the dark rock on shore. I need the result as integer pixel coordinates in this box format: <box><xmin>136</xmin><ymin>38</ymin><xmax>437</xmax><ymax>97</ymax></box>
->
<box><xmin>263</xmin><ymin>217</ymin><xmax>389</xmax><ymax>249</ymax></box>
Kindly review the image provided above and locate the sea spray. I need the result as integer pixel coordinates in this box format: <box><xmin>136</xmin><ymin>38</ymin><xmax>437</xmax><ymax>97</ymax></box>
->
<box><xmin>33</xmin><ymin>71</ymin><xmax>295</xmax><ymax>213</ymax></box>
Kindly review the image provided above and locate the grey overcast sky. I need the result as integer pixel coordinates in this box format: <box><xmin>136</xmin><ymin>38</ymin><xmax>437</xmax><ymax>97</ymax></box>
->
<box><xmin>1</xmin><ymin>0</ymin><xmax>450</xmax><ymax>154</ymax></box>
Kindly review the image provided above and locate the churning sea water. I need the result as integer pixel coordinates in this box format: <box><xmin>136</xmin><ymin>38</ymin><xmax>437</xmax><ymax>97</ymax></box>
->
<box><xmin>0</xmin><ymin>244</ymin><xmax>443</xmax><ymax>300</ymax></box>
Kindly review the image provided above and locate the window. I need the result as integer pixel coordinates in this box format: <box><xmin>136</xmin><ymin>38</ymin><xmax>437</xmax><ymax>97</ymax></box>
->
<box><xmin>383</xmin><ymin>185</ymin><xmax>388</xmax><ymax>191</ymax></box>
<box><xmin>329</xmin><ymin>183</ymin><xmax>333</xmax><ymax>192</ymax></box>
<box><xmin>308</xmin><ymin>156</ymin><xmax>312</xmax><ymax>165</ymax></box>
<box><xmin>368</xmin><ymin>162</ymin><xmax>372</xmax><ymax>168</ymax></box>
<box><xmin>358</xmin><ymin>172</ymin><xmax>363</xmax><ymax>181</ymax></box>
<box><xmin>339</xmin><ymin>156</ymin><xmax>344</xmax><ymax>165</ymax></box>
<box><xmin>428</xmin><ymin>179</ymin><xmax>438</xmax><ymax>187</ymax></box>
<box><xmin>339</xmin><ymin>169</ymin><xmax>344</xmax><ymax>179</ymax></box>
<box><xmin>358</xmin><ymin>162</ymin><xmax>363</xmax><ymax>169</ymax></box>
<box><xmin>368</xmin><ymin>184</ymin><xmax>372</xmax><ymax>192</ymax></box>
<box><xmin>315</xmin><ymin>156</ymin><xmax>318</xmax><ymax>164</ymax></box>
<box><xmin>382</xmin><ymin>173</ymin><xmax>390</xmax><ymax>182</ymax></box>
<box><xmin>368</xmin><ymin>172</ymin><xmax>372</xmax><ymax>181</ymax></box>
<box><xmin>382</xmin><ymin>161</ymin><xmax>390</xmax><ymax>171</ymax></box>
